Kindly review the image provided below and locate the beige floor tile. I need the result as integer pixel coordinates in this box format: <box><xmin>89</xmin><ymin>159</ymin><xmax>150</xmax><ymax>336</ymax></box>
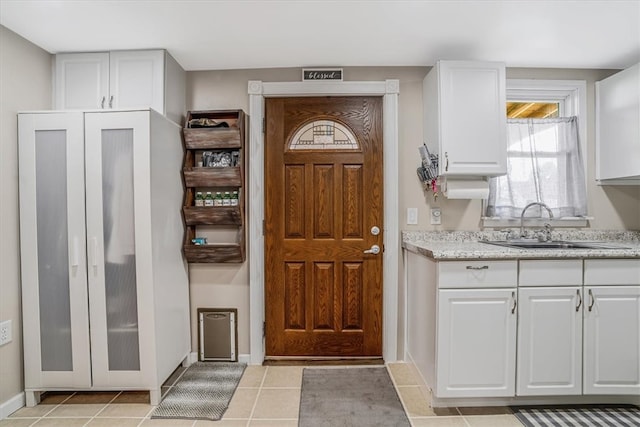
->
<box><xmin>251</xmin><ymin>389</ymin><xmax>300</xmax><ymax>419</ymax></box>
<box><xmin>65</xmin><ymin>392</ymin><xmax>119</xmax><ymax>404</ymax></box>
<box><xmin>46</xmin><ymin>403</ymin><xmax>106</xmax><ymax>417</ymax></box>
<box><xmin>396</xmin><ymin>386</ymin><xmax>435</xmax><ymax>417</ymax></box>
<box><xmin>9</xmin><ymin>405</ymin><xmax>56</xmax><ymax>418</ymax></box>
<box><xmin>465</xmin><ymin>414</ymin><xmax>523</xmax><ymax>426</ymax></box>
<box><xmin>139</xmin><ymin>419</ymin><xmax>195</xmax><ymax>426</ymax></box>
<box><xmin>262</xmin><ymin>366</ymin><xmax>303</xmax><ymax>388</ymax></box>
<box><xmin>249</xmin><ymin>420</ymin><xmax>298</xmax><ymax>427</ymax></box>
<box><xmin>195</xmin><ymin>420</ymin><xmax>248</xmax><ymax>427</ymax></box>
<box><xmin>97</xmin><ymin>403</ymin><xmax>153</xmax><ymax>418</ymax></box>
<box><xmin>32</xmin><ymin>419</ymin><xmax>90</xmax><ymax>426</ymax></box>
<box><xmin>0</xmin><ymin>419</ymin><xmax>36</xmax><ymax>427</ymax></box>
<box><xmin>387</xmin><ymin>363</ymin><xmax>420</xmax><ymax>386</ymax></box>
<box><xmin>411</xmin><ymin>417</ymin><xmax>469</xmax><ymax>426</ymax></box>
<box><xmin>86</xmin><ymin>418</ymin><xmax>144</xmax><ymax>426</ymax></box>
<box><xmin>223</xmin><ymin>388</ymin><xmax>259</xmax><ymax>419</ymax></box>
<box><xmin>237</xmin><ymin>366</ymin><xmax>267</xmax><ymax>388</ymax></box>
<box><xmin>112</xmin><ymin>391</ymin><xmax>150</xmax><ymax>404</ymax></box>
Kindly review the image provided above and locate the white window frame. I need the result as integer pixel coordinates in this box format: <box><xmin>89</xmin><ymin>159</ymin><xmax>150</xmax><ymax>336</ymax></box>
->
<box><xmin>483</xmin><ymin>79</ymin><xmax>590</xmax><ymax>228</ymax></box>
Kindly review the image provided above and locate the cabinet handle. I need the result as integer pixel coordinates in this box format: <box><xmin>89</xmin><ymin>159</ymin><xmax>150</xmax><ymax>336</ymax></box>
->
<box><xmin>445</xmin><ymin>152</ymin><xmax>449</xmax><ymax>172</ymax></box>
<box><xmin>109</xmin><ymin>95</ymin><xmax>114</xmax><ymax>108</ymax></box>
<box><xmin>100</xmin><ymin>96</ymin><xmax>105</xmax><ymax>109</ymax></box>
<box><xmin>91</xmin><ymin>237</ymin><xmax>98</xmax><ymax>269</ymax></box>
<box><xmin>466</xmin><ymin>265</ymin><xmax>489</xmax><ymax>270</ymax></box>
<box><xmin>71</xmin><ymin>236</ymin><xmax>80</xmax><ymax>268</ymax></box>
<box><xmin>511</xmin><ymin>291</ymin><xmax>517</xmax><ymax>314</ymax></box>
<box><xmin>588</xmin><ymin>289</ymin><xmax>595</xmax><ymax>312</ymax></box>
<box><xmin>576</xmin><ymin>289</ymin><xmax>582</xmax><ymax>312</ymax></box>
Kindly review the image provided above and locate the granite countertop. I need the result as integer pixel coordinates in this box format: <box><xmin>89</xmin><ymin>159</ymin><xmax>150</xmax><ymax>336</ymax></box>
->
<box><xmin>402</xmin><ymin>230</ymin><xmax>640</xmax><ymax>260</ymax></box>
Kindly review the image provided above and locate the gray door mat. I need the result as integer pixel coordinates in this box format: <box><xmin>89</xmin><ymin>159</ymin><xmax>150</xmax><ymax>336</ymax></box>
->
<box><xmin>151</xmin><ymin>361</ymin><xmax>246</xmax><ymax>421</ymax></box>
<box><xmin>299</xmin><ymin>367</ymin><xmax>411</xmax><ymax>427</ymax></box>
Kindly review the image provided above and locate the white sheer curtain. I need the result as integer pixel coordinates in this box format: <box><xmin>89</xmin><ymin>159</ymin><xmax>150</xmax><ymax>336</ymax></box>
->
<box><xmin>487</xmin><ymin>117</ymin><xmax>587</xmax><ymax>218</ymax></box>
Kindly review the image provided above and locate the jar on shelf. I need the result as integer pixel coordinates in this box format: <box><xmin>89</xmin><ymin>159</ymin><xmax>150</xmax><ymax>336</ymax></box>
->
<box><xmin>195</xmin><ymin>191</ymin><xmax>204</xmax><ymax>207</ymax></box>
<box><xmin>223</xmin><ymin>191</ymin><xmax>231</xmax><ymax>206</ymax></box>
<box><xmin>204</xmin><ymin>191</ymin><xmax>214</xmax><ymax>207</ymax></box>
<box><xmin>231</xmin><ymin>191</ymin><xmax>239</xmax><ymax>206</ymax></box>
<box><xmin>214</xmin><ymin>191</ymin><xmax>223</xmax><ymax>207</ymax></box>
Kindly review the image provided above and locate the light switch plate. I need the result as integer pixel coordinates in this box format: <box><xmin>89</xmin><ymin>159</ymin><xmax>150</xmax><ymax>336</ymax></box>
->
<box><xmin>430</xmin><ymin>208</ymin><xmax>442</xmax><ymax>225</ymax></box>
<box><xmin>407</xmin><ymin>208</ymin><xmax>418</xmax><ymax>225</ymax></box>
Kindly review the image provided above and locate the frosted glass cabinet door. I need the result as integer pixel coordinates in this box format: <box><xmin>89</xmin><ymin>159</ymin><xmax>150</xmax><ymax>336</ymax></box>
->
<box><xmin>84</xmin><ymin>111</ymin><xmax>152</xmax><ymax>387</ymax></box>
<box><xmin>18</xmin><ymin>112</ymin><xmax>91</xmax><ymax>388</ymax></box>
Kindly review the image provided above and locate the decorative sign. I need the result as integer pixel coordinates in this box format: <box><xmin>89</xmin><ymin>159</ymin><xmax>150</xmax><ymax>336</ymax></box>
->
<box><xmin>302</xmin><ymin>68</ymin><xmax>343</xmax><ymax>81</ymax></box>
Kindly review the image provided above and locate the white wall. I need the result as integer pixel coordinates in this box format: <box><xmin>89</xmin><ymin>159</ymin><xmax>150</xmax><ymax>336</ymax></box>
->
<box><xmin>0</xmin><ymin>25</ymin><xmax>52</xmax><ymax>413</ymax></box>
<box><xmin>186</xmin><ymin>66</ymin><xmax>640</xmax><ymax>357</ymax></box>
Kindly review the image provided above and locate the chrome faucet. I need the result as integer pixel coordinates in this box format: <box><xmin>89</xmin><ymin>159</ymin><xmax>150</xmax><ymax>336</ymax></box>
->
<box><xmin>520</xmin><ymin>202</ymin><xmax>554</xmax><ymax>239</ymax></box>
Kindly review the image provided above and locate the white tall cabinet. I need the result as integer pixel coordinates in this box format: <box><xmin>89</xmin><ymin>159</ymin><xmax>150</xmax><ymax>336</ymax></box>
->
<box><xmin>18</xmin><ymin>109</ymin><xmax>190</xmax><ymax>406</ymax></box>
<box><xmin>54</xmin><ymin>50</ymin><xmax>186</xmax><ymax>124</ymax></box>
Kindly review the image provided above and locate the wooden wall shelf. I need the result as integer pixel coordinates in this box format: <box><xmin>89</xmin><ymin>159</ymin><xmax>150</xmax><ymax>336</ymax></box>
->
<box><xmin>181</xmin><ymin>110</ymin><xmax>246</xmax><ymax>263</ymax></box>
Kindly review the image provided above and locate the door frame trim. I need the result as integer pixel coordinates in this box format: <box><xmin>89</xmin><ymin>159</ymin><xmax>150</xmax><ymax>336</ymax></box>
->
<box><xmin>248</xmin><ymin>80</ymin><xmax>400</xmax><ymax>364</ymax></box>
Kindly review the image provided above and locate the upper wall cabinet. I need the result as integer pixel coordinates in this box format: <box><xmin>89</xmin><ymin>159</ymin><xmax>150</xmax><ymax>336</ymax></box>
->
<box><xmin>596</xmin><ymin>63</ymin><xmax>640</xmax><ymax>185</ymax></box>
<box><xmin>54</xmin><ymin>50</ymin><xmax>186</xmax><ymax>124</ymax></box>
<box><xmin>423</xmin><ymin>60</ymin><xmax>507</xmax><ymax>177</ymax></box>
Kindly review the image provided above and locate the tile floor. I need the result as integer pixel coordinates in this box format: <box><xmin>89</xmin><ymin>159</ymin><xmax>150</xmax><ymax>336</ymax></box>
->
<box><xmin>2</xmin><ymin>363</ymin><xmax>523</xmax><ymax>426</ymax></box>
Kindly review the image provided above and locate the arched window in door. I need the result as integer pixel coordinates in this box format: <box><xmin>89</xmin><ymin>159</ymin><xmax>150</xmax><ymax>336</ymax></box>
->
<box><xmin>288</xmin><ymin>119</ymin><xmax>359</xmax><ymax>150</ymax></box>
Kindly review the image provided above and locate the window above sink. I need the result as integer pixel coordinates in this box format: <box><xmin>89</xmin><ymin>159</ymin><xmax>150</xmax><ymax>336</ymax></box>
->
<box><xmin>483</xmin><ymin>79</ymin><xmax>590</xmax><ymax>229</ymax></box>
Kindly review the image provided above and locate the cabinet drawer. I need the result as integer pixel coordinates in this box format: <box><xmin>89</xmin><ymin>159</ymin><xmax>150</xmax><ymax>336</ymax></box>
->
<box><xmin>584</xmin><ymin>259</ymin><xmax>640</xmax><ymax>285</ymax></box>
<box><xmin>519</xmin><ymin>260</ymin><xmax>583</xmax><ymax>286</ymax></box>
<box><xmin>438</xmin><ymin>260</ymin><xmax>517</xmax><ymax>288</ymax></box>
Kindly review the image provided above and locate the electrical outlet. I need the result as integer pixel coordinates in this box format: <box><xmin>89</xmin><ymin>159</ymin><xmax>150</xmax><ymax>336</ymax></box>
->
<box><xmin>407</xmin><ymin>207</ymin><xmax>418</xmax><ymax>225</ymax></box>
<box><xmin>430</xmin><ymin>208</ymin><xmax>442</xmax><ymax>225</ymax></box>
<box><xmin>0</xmin><ymin>320</ymin><xmax>12</xmax><ymax>346</ymax></box>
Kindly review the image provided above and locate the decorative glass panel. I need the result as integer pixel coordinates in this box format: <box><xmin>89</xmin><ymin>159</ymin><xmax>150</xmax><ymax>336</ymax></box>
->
<box><xmin>289</xmin><ymin>120</ymin><xmax>359</xmax><ymax>150</ymax></box>
<box><xmin>36</xmin><ymin>130</ymin><xmax>73</xmax><ymax>372</ymax></box>
<box><xmin>101</xmin><ymin>128</ymin><xmax>141</xmax><ymax>371</ymax></box>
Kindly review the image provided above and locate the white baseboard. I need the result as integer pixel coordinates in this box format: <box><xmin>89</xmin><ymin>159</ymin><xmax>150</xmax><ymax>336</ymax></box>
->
<box><xmin>188</xmin><ymin>352</ymin><xmax>251</xmax><ymax>365</ymax></box>
<box><xmin>0</xmin><ymin>392</ymin><xmax>25</xmax><ymax>420</ymax></box>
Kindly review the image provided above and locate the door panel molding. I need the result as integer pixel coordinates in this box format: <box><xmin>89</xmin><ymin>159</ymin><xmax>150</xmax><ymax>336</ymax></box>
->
<box><xmin>248</xmin><ymin>80</ymin><xmax>400</xmax><ymax>364</ymax></box>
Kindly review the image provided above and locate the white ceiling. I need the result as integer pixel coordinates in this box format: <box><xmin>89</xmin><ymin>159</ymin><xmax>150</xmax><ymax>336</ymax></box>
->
<box><xmin>1</xmin><ymin>0</ymin><xmax>639</xmax><ymax>71</ymax></box>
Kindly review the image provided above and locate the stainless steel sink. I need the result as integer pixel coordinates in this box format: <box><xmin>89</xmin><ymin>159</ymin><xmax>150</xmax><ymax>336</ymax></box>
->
<box><xmin>479</xmin><ymin>240</ymin><xmax>629</xmax><ymax>250</ymax></box>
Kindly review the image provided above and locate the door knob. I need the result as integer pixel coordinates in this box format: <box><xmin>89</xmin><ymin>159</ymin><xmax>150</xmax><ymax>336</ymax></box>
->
<box><xmin>364</xmin><ymin>244</ymin><xmax>381</xmax><ymax>255</ymax></box>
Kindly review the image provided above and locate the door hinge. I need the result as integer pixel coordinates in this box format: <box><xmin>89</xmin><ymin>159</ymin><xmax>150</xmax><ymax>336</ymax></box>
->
<box><xmin>262</xmin><ymin>117</ymin><xmax>265</xmax><ymax>133</ymax></box>
<box><xmin>262</xmin><ymin>219</ymin><xmax>265</xmax><ymax>236</ymax></box>
<box><xmin>263</xmin><ymin>321</ymin><xmax>266</xmax><ymax>337</ymax></box>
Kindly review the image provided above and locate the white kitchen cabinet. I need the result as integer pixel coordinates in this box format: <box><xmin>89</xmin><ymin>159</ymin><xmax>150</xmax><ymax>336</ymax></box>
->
<box><xmin>54</xmin><ymin>50</ymin><xmax>186</xmax><ymax>124</ymax></box>
<box><xmin>595</xmin><ymin>63</ymin><xmax>640</xmax><ymax>184</ymax></box>
<box><xmin>18</xmin><ymin>109</ymin><xmax>190</xmax><ymax>406</ymax></box>
<box><xmin>583</xmin><ymin>259</ymin><xmax>640</xmax><ymax>395</ymax></box>
<box><xmin>423</xmin><ymin>60</ymin><xmax>507</xmax><ymax>177</ymax></box>
<box><xmin>436</xmin><ymin>288</ymin><xmax>517</xmax><ymax>398</ymax></box>
<box><xmin>517</xmin><ymin>286</ymin><xmax>583</xmax><ymax>396</ymax></box>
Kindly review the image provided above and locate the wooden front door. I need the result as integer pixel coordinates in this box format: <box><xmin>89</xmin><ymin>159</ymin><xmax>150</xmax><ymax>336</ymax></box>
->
<box><xmin>265</xmin><ymin>96</ymin><xmax>383</xmax><ymax>359</ymax></box>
